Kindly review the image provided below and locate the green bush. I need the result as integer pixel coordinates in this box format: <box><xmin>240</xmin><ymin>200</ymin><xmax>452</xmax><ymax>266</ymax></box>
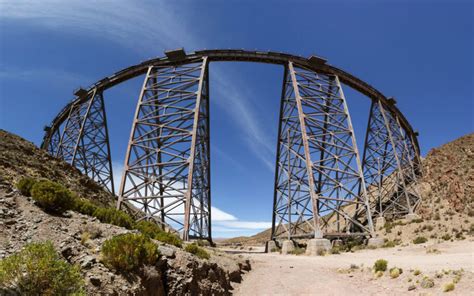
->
<box><xmin>288</xmin><ymin>247</ymin><xmax>305</xmax><ymax>255</ymax></box>
<box><xmin>373</xmin><ymin>259</ymin><xmax>388</xmax><ymax>272</ymax></box>
<box><xmin>133</xmin><ymin>220</ymin><xmax>183</xmax><ymax>247</ymax></box>
<box><xmin>441</xmin><ymin>234</ymin><xmax>452</xmax><ymax>241</ymax></box>
<box><xmin>16</xmin><ymin>177</ymin><xmax>37</xmax><ymax>196</ymax></box>
<box><xmin>30</xmin><ymin>180</ymin><xmax>74</xmax><ymax>213</ymax></box>
<box><xmin>443</xmin><ymin>282</ymin><xmax>455</xmax><ymax>292</ymax></box>
<box><xmin>155</xmin><ymin>231</ymin><xmax>182</xmax><ymax>247</ymax></box>
<box><xmin>73</xmin><ymin>198</ymin><xmax>99</xmax><ymax>216</ymax></box>
<box><xmin>0</xmin><ymin>241</ymin><xmax>84</xmax><ymax>295</ymax></box>
<box><xmin>101</xmin><ymin>233</ymin><xmax>159</xmax><ymax>271</ymax></box>
<box><xmin>413</xmin><ymin>236</ymin><xmax>428</xmax><ymax>244</ymax></box>
<box><xmin>93</xmin><ymin>207</ymin><xmax>134</xmax><ymax>229</ymax></box>
<box><xmin>133</xmin><ymin>220</ymin><xmax>162</xmax><ymax>237</ymax></box>
<box><xmin>184</xmin><ymin>243</ymin><xmax>210</xmax><ymax>260</ymax></box>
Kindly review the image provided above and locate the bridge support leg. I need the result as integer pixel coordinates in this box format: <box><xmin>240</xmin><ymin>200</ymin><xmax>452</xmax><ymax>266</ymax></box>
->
<box><xmin>52</xmin><ymin>89</ymin><xmax>115</xmax><ymax>194</ymax></box>
<box><xmin>271</xmin><ymin>62</ymin><xmax>374</xmax><ymax>240</ymax></box>
<box><xmin>361</xmin><ymin>99</ymin><xmax>421</xmax><ymax>218</ymax></box>
<box><xmin>117</xmin><ymin>58</ymin><xmax>211</xmax><ymax>241</ymax></box>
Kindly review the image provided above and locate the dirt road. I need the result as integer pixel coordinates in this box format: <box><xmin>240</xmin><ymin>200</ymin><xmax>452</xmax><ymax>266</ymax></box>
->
<box><xmin>231</xmin><ymin>241</ymin><xmax>474</xmax><ymax>296</ymax></box>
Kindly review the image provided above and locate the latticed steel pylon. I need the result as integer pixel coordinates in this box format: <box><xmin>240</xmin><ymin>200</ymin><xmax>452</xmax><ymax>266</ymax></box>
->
<box><xmin>47</xmin><ymin>90</ymin><xmax>114</xmax><ymax>194</ymax></box>
<box><xmin>360</xmin><ymin>100</ymin><xmax>421</xmax><ymax>218</ymax></box>
<box><xmin>271</xmin><ymin>62</ymin><xmax>374</xmax><ymax>240</ymax></box>
<box><xmin>116</xmin><ymin>58</ymin><xmax>211</xmax><ymax>241</ymax></box>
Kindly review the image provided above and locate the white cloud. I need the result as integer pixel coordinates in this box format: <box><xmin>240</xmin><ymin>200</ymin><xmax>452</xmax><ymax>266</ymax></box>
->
<box><xmin>111</xmin><ymin>161</ymin><xmax>270</xmax><ymax>236</ymax></box>
<box><xmin>211</xmin><ymin>206</ymin><xmax>237</xmax><ymax>221</ymax></box>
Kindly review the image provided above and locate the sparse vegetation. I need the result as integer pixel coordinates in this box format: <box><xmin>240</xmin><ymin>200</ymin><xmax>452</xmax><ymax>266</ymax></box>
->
<box><xmin>373</xmin><ymin>259</ymin><xmax>388</xmax><ymax>272</ymax></box>
<box><xmin>375</xmin><ymin>270</ymin><xmax>384</xmax><ymax>278</ymax></box>
<box><xmin>0</xmin><ymin>241</ymin><xmax>84</xmax><ymax>295</ymax></box>
<box><xmin>30</xmin><ymin>180</ymin><xmax>74</xmax><ymax>213</ymax></box>
<box><xmin>413</xmin><ymin>269</ymin><xmax>421</xmax><ymax>276</ymax></box>
<box><xmin>154</xmin><ymin>230</ymin><xmax>183</xmax><ymax>247</ymax></box>
<box><xmin>73</xmin><ymin>197</ymin><xmax>99</xmax><ymax>216</ymax></box>
<box><xmin>443</xmin><ymin>282</ymin><xmax>455</xmax><ymax>292</ymax></box>
<box><xmin>441</xmin><ymin>234</ymin><xmax>452</xmax><ymax>241</ymax></box>
<box><xmin>101</xmin><ymin>233</ymin><xmax>159</xmax><ymax>271</ymax></box>
<box><xmin>93</xmin><ymin>207</ymin><xmax>134</xmax><ymax>229</ymax></box>
<box><xmin>413</xmin><ymin>236</ymin><xmax>427</xmax><ymax>244</ymax></box>
<box><xmin>16</xmin><ymin>177</ymin><xmax>37</xmax><ymax>196</ymax></box>
<box><xmin>288</xmin><ymin>247</ymin><xmax>305</xmax><ymax>255</ymax></box>
<box><xmin>421</xmin><ymin>276</ymin><xmax>434</xmax><ymax>288</ymax></box>
<box><xmin>184</xmin><ymin>243</ymin><xmax>210</xmax><ymax>260</ymax></box>
<box><xmin>390</xmin><ymin>267</ymin><xmax>401</xmax><ymax>278</ymax></box>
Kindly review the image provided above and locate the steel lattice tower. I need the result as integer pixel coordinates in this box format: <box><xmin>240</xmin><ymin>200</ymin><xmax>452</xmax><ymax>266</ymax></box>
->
<box><xmin>116</xmin><ymin>58</ymin><xmax>211</xmax><ymax>240</ymax></box>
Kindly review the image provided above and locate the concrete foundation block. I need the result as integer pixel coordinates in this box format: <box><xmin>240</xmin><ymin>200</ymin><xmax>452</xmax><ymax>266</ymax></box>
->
<box><xmin>306</xmin><ymin>238</ymin><xmax>331</xmax><ymax>256</ymax></box>
<box><xmin>367</xmin><ymin>237</ymin><xmax>384</xmax><ymax>248</ymax></box>
<box><xmin>376</xmin><ymin>216</ymin><xmax>386</xmax><ymax>230</ymax></box>
<box><xmin>266</xmin><ymin>240</ymin><xmax>278</xmax><ymax>253</ymax></box>
<box><xmin>405</xmin><ymin>213</ymin><xmax>420</xmax><ymax>221</ymax></box>
<box><xmin>281</xmin><ymin>240</ymin><xmax>295</xmax><ymax>255</ymax></box>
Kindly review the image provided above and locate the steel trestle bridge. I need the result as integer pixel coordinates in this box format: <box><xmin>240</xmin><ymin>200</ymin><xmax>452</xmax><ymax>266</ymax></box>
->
<box><xmin>41</xmin><ymin>49</ymin><xmax>422</xmax><ymax>242</ymax></box>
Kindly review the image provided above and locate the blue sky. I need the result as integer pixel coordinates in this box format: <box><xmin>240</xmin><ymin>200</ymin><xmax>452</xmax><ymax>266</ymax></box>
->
<box><xmin>0</xmin><ymin>0</ymin><xmax>472</xmax><ymax>238</ymax></box>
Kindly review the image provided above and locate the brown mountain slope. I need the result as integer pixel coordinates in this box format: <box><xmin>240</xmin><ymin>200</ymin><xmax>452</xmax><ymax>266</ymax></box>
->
<box><xmin>221</xmin><ymin>133</ymin><xmax>474</xmax><ymax>246</ymax></box>
<box><xmin>0</xmin><ymin>129</ymin><xmax>116</xmax><ymax>209</ymax></box>
<box><xmin>0</xmin><ymin>130</ymin><xmax>250</xmax><ymax>295</ymax></box>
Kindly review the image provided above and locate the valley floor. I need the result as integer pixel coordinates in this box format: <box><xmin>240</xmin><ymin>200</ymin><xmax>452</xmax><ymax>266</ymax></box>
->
<box><xmin>230</xmin><ymin>240</ymin><xmax>474</xmax><ymax>296</ymax></box>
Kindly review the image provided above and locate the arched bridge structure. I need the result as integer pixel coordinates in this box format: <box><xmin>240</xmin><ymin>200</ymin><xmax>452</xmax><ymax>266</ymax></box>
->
<box><xmin>41</xmin><ymin>49</ymin><xmax>422</xmax><ymax>242</ymax></box>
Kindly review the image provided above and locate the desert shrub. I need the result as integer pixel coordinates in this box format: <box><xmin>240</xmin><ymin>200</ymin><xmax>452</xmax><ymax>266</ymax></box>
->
<box><xmin>421</xmin><ymin>276</ymin><xmax>434</xmax><ymax>288</ymax></box>
<box><xmin>413</xmin><ymin>269</ymin><xmax>421</xmax><ymax>276</ymax></box>
<box><xmin>184</xmin><ymin>243</ymin><xmax>210</xmax><ymax>260</ymax></box>
<box><xmin>441</xmin><ymin>234</ymin><xmax>452</xmax><ymax>241</ymax></box>
<box><xmin>134</xmin><ymin>220</ymin><xmax>162</xmax><ymax>237</ymax></box>
<box><xmin>382</xmin><ymin>240</ymin><xmax>397</xmax><ymax>248</ymax></box>
<box><xmin>411</xmin><ymin>218</ymin><xmax>424</xmax><ymax>224</ymax></box>
<box><xmin>413</xmin><ymin>236</ymin><xmax>427</xmax><ymax>244</ymax></box>
<box><xmin>195</xmin><ymin>239</ymin><xmax>211</xmax><ymax>247</ymax></box>
<box><xmin>390</xmin><ymin>268</ymin><xmax>401</xmax><ymax>278</ymax></box>
<box><xmin>288</xmin><ymin>247</ymin><xmax>305</xmax><ymax>255</ymax></box>
<box><xmin>373</xmin><ymin>259</ymin><xmax>388</xmax><ymax>272</ymax></box>
<box><xmin>330</xmin><ymin>246</ymin><xmax>341</xmax><ymax>254</ymax></box>
<box><xmin>30</xmin><ymin>180</ymin><xmax>74</xmax><ymax>213</ymax></box>
<box><xmin>16</xmin><ymin>177</ymin><xmax>37</xmax><ymax>196</ymax></box>
<box><xmin>93</xmin><ymin>207</ymin><xmax>134</xmax><ymax>229</ymax></box>
<box><xmin>154</xmin><ymin>231</ymin><xmax>182</xmax><ymax>247</ymax></box>
<box><xmin>0</xmin><ymin>241</ymin><xmax>84</xmax><ymax>295</ymax></box>
<box><xmin>443</xmin><ymin>282</ymin><xmax>455</xmax><ymax>292</ymax></box>
<box><xmin>101</xmin><ymin>233</ymin><xmax>159</xmax><ymax>271</ymax></box>
<box><xmin>133</xmin><ymin>220</ymin><xmax>183</xmax><ymax>247</ymax></box>
<box><xmin>73</xmin><ymin>198</ymin><xmax>99</xmax><ymax>216</ymax></box>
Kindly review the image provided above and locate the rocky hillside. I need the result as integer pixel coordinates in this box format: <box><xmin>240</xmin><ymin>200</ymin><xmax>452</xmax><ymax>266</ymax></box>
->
<box><xmin>0</xmin><ymin>130</ymin><xmax>250</xmax><ymax>295</ymax></box>
<box><xmin>221</xmin><ymin>133</ymin><xmax>474</xmax><ymax>246</ymax></box>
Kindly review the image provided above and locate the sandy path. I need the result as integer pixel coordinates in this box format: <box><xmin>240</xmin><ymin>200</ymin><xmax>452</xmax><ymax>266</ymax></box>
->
<box><xmin>232</xmin><ymin>241</ymin><xmax>474</xmax><ymax>296</ymax></box>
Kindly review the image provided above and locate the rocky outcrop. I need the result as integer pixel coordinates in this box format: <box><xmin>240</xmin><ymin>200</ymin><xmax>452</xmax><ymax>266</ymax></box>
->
<box><xmin>0</xmin><ymin>130</ymin><xmax>250</xmax><ymax>295</ymax></box>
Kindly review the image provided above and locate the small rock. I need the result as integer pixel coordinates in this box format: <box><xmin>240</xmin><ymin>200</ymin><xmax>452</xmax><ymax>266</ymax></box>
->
<box><xmin>89</xmin><ymin>276</ymin><xmax>101</xmax><ymax>286</ymax></box>
<box><xmin>408</xmin><ymin>285</ymin><xmax>416</xmax><ymax>291</ymax></box>
<box><xmin>158</xmin><ymin>245</ymin><xmax>176</xmax><ymax>258</ymax></box>
<box><xmin>81</xmin><ymin>256</ymin><xmax>96</xmax><ymax>269</ymax></box>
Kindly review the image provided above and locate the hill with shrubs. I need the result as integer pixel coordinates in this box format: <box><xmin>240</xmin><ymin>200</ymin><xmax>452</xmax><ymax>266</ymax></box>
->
<box><xmin>0</xmin><ymin>130</ymin><xmax>250</xmax><ymax>295</ymax></box>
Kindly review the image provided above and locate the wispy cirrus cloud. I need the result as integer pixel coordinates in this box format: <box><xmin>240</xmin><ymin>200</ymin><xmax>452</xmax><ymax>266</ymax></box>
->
<box><xmin>1</xmin><ymin>0</ymin><xmax>276</xmax><ymax>171</ymax></box>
